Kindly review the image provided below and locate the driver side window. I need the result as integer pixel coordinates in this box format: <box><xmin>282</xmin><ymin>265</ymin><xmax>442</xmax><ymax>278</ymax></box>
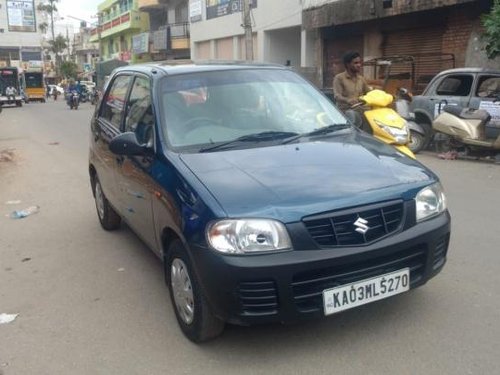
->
<box><xmin>125</xmin><ymin>76</ymin><xmax>154</xmax><ymax>147</ymax></box>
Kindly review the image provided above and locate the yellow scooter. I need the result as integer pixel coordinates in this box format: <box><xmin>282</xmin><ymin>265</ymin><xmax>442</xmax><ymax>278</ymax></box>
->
<box><xmin>347</xmin><ymin>89</ymin><xmax>416</xmax><ymax>159</ymax></box>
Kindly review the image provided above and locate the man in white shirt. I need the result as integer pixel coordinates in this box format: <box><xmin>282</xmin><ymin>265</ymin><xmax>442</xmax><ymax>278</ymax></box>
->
<box><xmin>5</xmin><ymin>85</ymin><xmax>17</xmax><ymax>101</ymax></box>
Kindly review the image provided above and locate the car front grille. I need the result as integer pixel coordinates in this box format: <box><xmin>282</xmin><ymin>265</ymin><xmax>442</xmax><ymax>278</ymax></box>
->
<box><xmin>237</xmin><ymin>280</ymin><xmax>278</xmax><ymax>317</ymax></box>
<box><xmin>303</xmin><ymin>201</ymin><xmax>404</xmax><ymax>247</ymax></box>
<box><xmin>291</xmin><ymin>246</ymin><xmax>426</xmax><ymax>313</ymax></box>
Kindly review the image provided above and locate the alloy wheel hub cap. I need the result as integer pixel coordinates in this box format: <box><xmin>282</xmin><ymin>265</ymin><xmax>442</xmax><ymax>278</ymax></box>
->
<box><xmin>171</xmin><ymin>258</ymin><xmax>195</xmax><ymax>324</ymax></box>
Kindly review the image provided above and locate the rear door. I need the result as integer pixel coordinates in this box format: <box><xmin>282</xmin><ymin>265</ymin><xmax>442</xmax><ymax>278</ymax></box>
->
<box><xmin>93</xmin><ymin>73</ymin><xmax>133</xmax><ymax>212</ymax></box>
<box><xmin>468</xmin><ymin>74</ymin><xmax>500</xmax><ymax>139</ymax></box>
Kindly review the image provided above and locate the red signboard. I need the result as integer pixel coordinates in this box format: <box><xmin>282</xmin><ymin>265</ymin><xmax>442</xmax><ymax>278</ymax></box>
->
<box><xmin>112</xmin><ymin>18</ymin><xmax>120</xmax><ymax>27</ymax></box>
<box><xmin>103</xmin><ymin>22</ymin><xmax>111</xmax><ymax>30</ymax></box>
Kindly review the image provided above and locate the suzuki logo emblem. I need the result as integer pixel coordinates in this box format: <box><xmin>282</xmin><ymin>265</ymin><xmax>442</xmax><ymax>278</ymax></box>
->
<box><xmin>354</xmin><ymin>217</ymin><xmax>370</xmax><ymax>234</ymax></box>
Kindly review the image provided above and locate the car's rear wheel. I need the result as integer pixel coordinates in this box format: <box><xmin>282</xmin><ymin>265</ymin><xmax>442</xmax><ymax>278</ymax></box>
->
<box><xmin>94</xmin><ymin>177</ymin><xmax>121</xmax><ymax>230</ymax></box>
<box><xmin>166</xmin><ymin>240</ymin><xmax>224</xmax><ymax>343</ymax></box>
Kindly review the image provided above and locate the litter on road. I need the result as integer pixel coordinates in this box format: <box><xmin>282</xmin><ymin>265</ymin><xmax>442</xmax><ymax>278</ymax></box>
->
<box><xmin>0</xmin><ymin>149</ymin><xmax>16</xmax><ymax>162</ymax></box>
<box><xmin>5</xmin><ymin>200</ymin><xmax>21</xmax><ymax>205</ymax></box>
<box><xmin>0</xmin><ymin>313</ymin><xmax>19</xmax><ymax>325</ymax></box>
<box><xmin>9</xmin><ymin>205</ymin><xmax>40</xmax><ymax>219</ymax></box>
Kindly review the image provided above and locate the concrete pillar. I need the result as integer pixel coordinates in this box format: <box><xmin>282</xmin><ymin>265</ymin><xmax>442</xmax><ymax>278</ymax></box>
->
<box><xmin>210</xmin><ymin>39</ymin><xmax>216</xmax><ymax>59</ymax></box>
<box><xmin>233</xmin><ymin>35</ymin><xmax>240</xmax><ymax>60</ymax></box>
<box><xmin>363</xmin><ymin>26</ymin><xmax>383</xmax><ymax>78</ymax></box>
<box><xmin>301</xmin><ymin>29</ymin><xmax>316</xmax><ymax>68</ymax></box>
<box><xmin>255</xmin><ymin>31</ymin><xmax>265</xmax><ymax>62</ymax></box>
<box><xmin>363</xmin><ymin>26</ymin><xmax>382</xmax><ymax>60</ymax></box>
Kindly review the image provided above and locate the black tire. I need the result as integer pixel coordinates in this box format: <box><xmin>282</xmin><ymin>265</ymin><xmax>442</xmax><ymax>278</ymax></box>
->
<box><xmin>93</xmin><ymin>176</ymin><xmax>121</xmax><ymax>230</ymax></box>
<box><xmin>166</xmin><ymin>240</ymin><xmax>224</xmax><ymax>343</ymax></box>
<box><xmin>409</xmin><ymin>130</ymin><xmax>426</xmax><ymax>154</ymax></box>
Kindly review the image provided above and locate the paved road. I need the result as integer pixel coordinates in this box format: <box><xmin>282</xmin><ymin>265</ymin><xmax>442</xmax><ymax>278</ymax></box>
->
<box><xmin>1</xmin><ymin>100</ymin><xmax>499</xmax><ymax>375</ymax></box>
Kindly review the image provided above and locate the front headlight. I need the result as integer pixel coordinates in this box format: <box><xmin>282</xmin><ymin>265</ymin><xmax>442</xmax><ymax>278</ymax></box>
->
<box><xmin>207</xmin><ymin>219</ymin><xmax>292</xmax><ymax>254</ymax></box>
<box><xmin>375</xmin><ymin>120</ymin><xmax>409</xmax><ymax>144</ymax></box>
<box><xmin>415</xmin><ymin>183</ymin><xmax>447</xmax><ymax>222</ymax></box>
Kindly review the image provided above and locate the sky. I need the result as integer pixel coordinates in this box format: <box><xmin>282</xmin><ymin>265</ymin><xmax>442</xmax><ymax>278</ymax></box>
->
<box><xmin>54</xmin><ymin>0</ymin><xmax>102</xmax><ymax>33</ymax></box>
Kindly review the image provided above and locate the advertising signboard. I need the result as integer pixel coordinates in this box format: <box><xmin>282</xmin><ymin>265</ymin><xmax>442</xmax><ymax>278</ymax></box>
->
<box><xmin>206</xmin><ymin>0</ymin><xmax>257</xmax><ymax>20</ymax></box>
<box><xmin>7</xmin><ymin>0</ymin><xmax>36</xmax><ymax>32</ymax></box>
<box><xmin>132</xmin><ymin>33</ymin><xmax>149</xmax><ymax>54</ymax></box>
<box><xmin>190</xmin><ymin>0</ymin><xmax>202</xmax><ymax>22</ymax></box>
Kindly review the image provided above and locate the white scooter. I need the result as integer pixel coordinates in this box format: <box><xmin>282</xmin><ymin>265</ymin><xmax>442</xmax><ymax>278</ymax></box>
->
<box><xmin>432</xmin><ymin>100</ymin><xmax>500</xmax><ymax>157</ymax></box>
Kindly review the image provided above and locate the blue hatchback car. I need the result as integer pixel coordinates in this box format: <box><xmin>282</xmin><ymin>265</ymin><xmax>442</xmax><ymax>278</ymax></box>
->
<box><xmin>89</xmin><ymin>62</ymin><xmax>450</xmax><ymax>342</ymax></box>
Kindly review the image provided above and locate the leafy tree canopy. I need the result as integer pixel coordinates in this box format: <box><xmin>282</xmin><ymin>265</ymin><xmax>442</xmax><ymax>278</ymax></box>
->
<box><xmin>60</xmin><ymin>61</ymin><xmax>78</xmax><ymax>79</ymax></box>
<box><xmin>482</xmin><ymin>0</ymin><xmax>500</xmax><ymax>59</ymax></box>
<box><xmin>49</xmin><ymin>34</ymin><xmax>68</xmax><ymax>54</ymax></box>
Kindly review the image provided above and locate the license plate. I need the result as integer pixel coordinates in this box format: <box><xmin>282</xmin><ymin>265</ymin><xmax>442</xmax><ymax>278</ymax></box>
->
<box><xmin>323</xmin><ymin>268</ymin><xmax>410</xmax><ymax>315</ymax></box>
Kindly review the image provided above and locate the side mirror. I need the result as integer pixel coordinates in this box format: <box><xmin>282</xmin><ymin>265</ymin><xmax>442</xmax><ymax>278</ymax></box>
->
<box><xmin>109</xmin><ymin>132</ymin><xmax>153</xmax><ymax>156</ymax></box>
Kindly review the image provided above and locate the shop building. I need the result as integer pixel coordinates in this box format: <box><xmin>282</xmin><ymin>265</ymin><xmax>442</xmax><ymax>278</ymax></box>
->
<box><xmin>138</xmin><ymin>0</ymin><xmax>190</xmax><ymax>61</ymax></box>
<box><xmin>0</xmin><ymin>0</ymin><xmax>44</xmax><ymax>67</ymax></box>
<box><xmin>89</xmin><ymin>0</ymin><xmax>150</xmax><ymax>63</ymax></box>
<box><xmin>189</xmin><ymin>0</ymin><xmax>317</xmax><ymax>82</ymax></box>
<box><xmin>302</xmin><ymin>0</ymin><xmax>496</xmax><ymax>90</ymax></box>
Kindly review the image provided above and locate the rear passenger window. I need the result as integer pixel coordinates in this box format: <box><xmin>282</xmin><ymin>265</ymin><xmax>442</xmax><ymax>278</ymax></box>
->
<box><xmin>125</xmin><ymin>77</ymin><xmax>154</xmax><ymax>146</ymax></box>
<box><xmin>436</xmin><ymin>75</ymin><xmax>473</xmax><ymax>96</ymax></box>
<box><xmin>476</xmin><ymin>76</ymin><xmax>500</xmax><ymax>98</ymax></box>
<box><xmin>101</xmin><ymin>75</ymin><xmax>132</xmax><ymax>128</ymax></box>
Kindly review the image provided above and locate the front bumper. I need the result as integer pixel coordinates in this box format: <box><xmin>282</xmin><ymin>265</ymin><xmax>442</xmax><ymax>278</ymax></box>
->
<box><xmin>189</xmin><ymin>211</ymin><xmax>450</xmax><ymax>326</ymax></box>
<box><xmin>0</xmin><ymin>95</ymin><xmax>23</xmax><ymax>103</ymax></box>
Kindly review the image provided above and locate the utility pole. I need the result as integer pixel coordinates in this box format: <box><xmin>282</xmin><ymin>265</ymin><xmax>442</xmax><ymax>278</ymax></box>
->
<box><xmin>242</xmin><ymin>0</ymin><xmax>253</xmax><ymax>61</ymax></box>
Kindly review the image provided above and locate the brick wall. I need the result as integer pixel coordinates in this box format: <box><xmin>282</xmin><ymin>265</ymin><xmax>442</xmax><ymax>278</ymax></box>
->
<box><xmin>303</xmin><ymin>0</ymin><xmax>478</xmax><ymax>29</ymax></box>
<box><xmin>442</xmin><ymin>8</ymin><xmax>474</xmax><ymax>67</ymax></box>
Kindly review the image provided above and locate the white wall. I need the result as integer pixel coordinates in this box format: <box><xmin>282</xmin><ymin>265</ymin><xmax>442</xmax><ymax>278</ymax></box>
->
<box><xmin>190</xmin><ymin>0</ymin><xmax>303</xmax><ymax>62</ymax></box>
<box><xmin>264</xmin><ymin>27</ymin><xmax>301</xmax><ymax>66</ymax></box>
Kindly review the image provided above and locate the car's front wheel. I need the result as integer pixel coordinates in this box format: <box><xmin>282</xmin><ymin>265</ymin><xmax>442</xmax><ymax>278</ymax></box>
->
<box><xmin>93</xmin><ymin>176</ymin><xmax>121</xmax><ymax>230</ymax></box>
<box><xmin>166</xmin><ymin>240</ymin><xmax>224</xmax><ymax>343</ymax></box>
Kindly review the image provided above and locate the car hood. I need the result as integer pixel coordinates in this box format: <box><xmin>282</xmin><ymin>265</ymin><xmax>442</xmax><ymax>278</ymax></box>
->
<box><xmin>179</xmin><ymin>133</ymin><xmax>435</xmax><ymax>221</ymax></box>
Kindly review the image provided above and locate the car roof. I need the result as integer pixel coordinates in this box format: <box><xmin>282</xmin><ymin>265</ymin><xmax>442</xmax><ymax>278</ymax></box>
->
<box><xmin>111</xmin><ymin>60</ymin><xmax>287</xmax><ymax>77</ymax></box>
<box><xmin>436</xmin><ymin>67</ymin><xmax>500</xmax><ymax>76</ymax></box>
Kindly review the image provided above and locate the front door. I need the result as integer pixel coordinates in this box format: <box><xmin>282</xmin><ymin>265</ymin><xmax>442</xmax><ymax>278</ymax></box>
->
<box><xmin>94</xmin><ymin>74</ymin><xmax>133</xmax><ymax>210</ymax></box>
<box><xmin>116</xmin><ymin>75</ymin><xmax>158</xmax><ymax>252</ymax></box>
<box><xmin>425</xmin><ymin>73</ymin><xmax>474</xmax><ymax>119</ymax></box>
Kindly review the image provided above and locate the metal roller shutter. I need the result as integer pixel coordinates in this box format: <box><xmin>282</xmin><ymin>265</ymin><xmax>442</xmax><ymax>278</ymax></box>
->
<box><xmin>382</xmin><ymin>27</ymin><xmax>455</xmax><ymax>93</ymax></box>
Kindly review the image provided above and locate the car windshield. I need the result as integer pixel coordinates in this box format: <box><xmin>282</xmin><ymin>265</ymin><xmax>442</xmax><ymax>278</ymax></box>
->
<box><xmin>160</xmin><ymin>68</ymin><xmax>348</xmax><ymax>152</ymax></box>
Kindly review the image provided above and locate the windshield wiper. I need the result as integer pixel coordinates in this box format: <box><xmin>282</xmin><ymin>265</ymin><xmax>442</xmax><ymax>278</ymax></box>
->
<box><xmin>281</xmin><ymin>124</ymin><xmax>351</xmax><ymax>144</ymax></box>
<box><xmin>199</xmin><ymin>131</ymin><xmax>299</xmax><ymax>152</ymax></box>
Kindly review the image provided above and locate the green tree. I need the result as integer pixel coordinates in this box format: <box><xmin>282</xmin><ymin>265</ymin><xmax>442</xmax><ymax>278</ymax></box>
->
<box><xmin>49</xmin><ymin>34</ymin><xmax>68</xmax><ymax>73</ymax></box>
<box><xmin>39</xmin><ymin>22</ymin><xmax>48</xmax><ymax>34</ymax></box>
<box><xmin>60</xmin><ymin>61</ymin><xmax>78</xmax><ymax>79</ymax></box>
<box><xmin>482</xmin><ymin>0</ymin><xmax>500</xmax><ymax>59</ymax></box>
<box><xmin>37</xmin><ymin>0</ymin><xmax>59</xmax><ymax>41</ymax></box>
